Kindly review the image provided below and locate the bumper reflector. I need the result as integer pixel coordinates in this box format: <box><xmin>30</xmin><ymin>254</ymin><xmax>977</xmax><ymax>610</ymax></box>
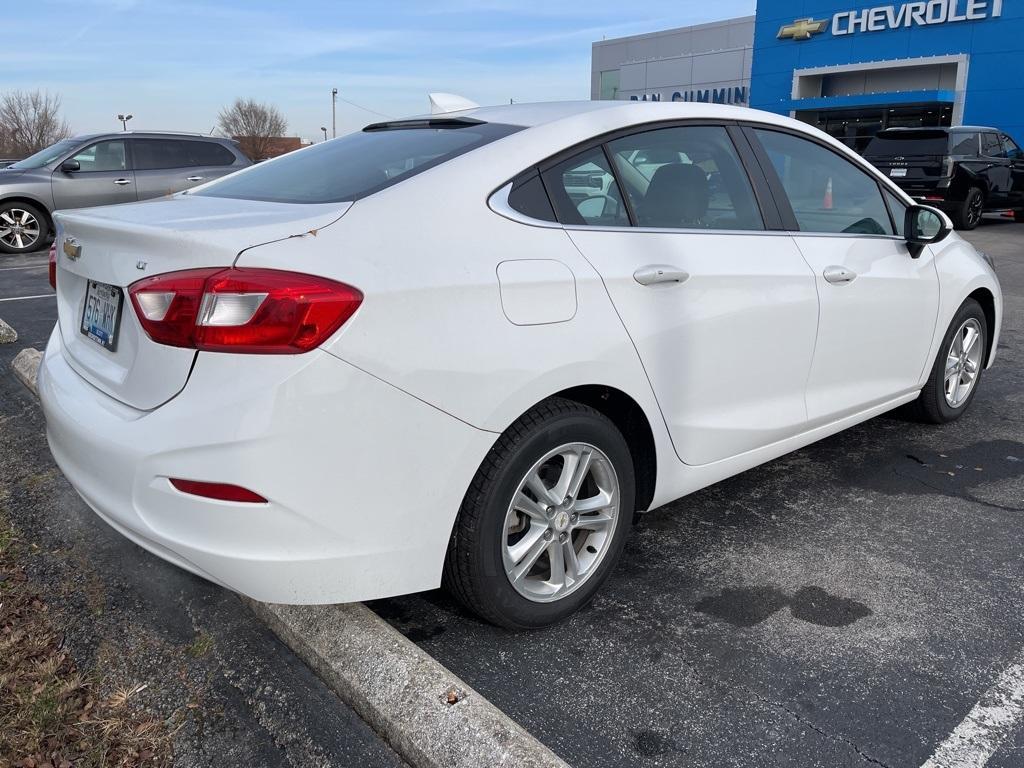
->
<box><xmin>169</xmin><ymin>478</ymin><xmax>268</xmax><ymax>503</ymax></box>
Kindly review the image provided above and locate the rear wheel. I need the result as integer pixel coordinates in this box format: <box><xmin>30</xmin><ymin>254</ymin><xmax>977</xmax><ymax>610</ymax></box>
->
<box><xmin>954</xmin><ymin>187</ymin><xmax>984</xmax><ymax>230</ymax></box>
<box><xmin>444</xmin><ymin>398</ymin><xmax>635</xmax><ymax>629</ymax></box>
<box><xmin>0</xmin><ymin>201</ymin><xmax>49</xmax><ymax>255</ymax></box>
<box><xmin>908</xmin><ymin>298</ymin><xmax>987</xmax><ymax>423</ymax></box>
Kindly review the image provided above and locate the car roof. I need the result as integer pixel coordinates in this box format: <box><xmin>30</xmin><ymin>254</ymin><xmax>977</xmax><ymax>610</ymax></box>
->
<box><xmin>392</xmin><ymin>99</ymin><xmax>802</xmax><ymax>131</ymax></box>
<box><xmin>879</xmin><ymin>126</ymin><xmax>999</xmax><ymax>134</ymax></box>
<box><xmin>68</xmin><ymin>131</ymin><xmax>230</xmax><ymax>142</ymax></box>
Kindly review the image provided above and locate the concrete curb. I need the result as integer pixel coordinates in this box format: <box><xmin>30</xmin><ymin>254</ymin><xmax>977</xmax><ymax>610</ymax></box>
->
<box><xmin>249</xmin><ymin>601</ymin><xmax>569</xmax><ymax>768</ymax></box>
<box><xmin>0</xmin><ymin>318</ymin><xmax>17</xmax><ymax>344</ymax></box>
<box><xmin>12</xmin><ymin>347</ymin><xmax>42</xmax><ymax>394</ymax></box>
<box><xmin>10</xmin><ymin>346</ymin><xmax>568</xmax><ymax>768</ymax></box>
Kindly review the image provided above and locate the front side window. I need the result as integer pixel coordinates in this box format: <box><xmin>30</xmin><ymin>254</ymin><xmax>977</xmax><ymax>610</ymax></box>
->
<box><xmin>607</xmin><ymin>126</ymin><xmax>763</xmax><ymax>231</ymax></box>
<box><xmin>754</xmin><ymin>129</ymin><xmax>893</xmax><ymax>236</ymax></box>
<box><xmin>197</xmin><ymin>121</ymin><xmax>520</xmax><ymax>204</ymax></box>
<box><xmin>884</xmin><ymin>189</ymin><xmax>907</xmax><ymax>237</ymax></box>
<box><xmin>541</xmin><ymin>148</ymin><xmax>629</xmax><ymax>227</ymax></box>
<box><xmin>70</xmin><ymin>140</ymin><xmax>127</xmax><ymax>173</ymax></box>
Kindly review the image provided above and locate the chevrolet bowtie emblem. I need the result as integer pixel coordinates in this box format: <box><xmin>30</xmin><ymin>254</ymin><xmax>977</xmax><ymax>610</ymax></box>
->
<box><xmin>62</xmin><ymin>236</ymin><xmax>82</xmax><ymax>260</ymax></box>
<box><xmin>777</xmin><ymin>17</ymin><xmax>829</xmax><ymax>40</ymax></box>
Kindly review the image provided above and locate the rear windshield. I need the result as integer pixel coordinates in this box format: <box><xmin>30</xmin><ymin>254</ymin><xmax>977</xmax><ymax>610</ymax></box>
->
<box><xmin>195</xmin><ymin>121</ymin><xmax>521</xmax><ymax>204</ymax></box>
<box><xmin>863</xmin><ymin>131</ymin><xmax>951</xmax><ymax>157</ymax></box>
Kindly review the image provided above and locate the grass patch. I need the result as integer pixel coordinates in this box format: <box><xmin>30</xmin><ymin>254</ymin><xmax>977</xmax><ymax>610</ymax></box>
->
<box><xmin>0</xmin><ymin>523</ymin><xmax>172</xmax><ymax>767</ymax></box>
<box><xmin>185</xmin><ymin>633</ymin><xmax>214</xmax><ymax>659</ymax></box>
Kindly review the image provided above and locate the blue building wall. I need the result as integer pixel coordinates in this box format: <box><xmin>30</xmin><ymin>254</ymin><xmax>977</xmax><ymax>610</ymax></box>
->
<box><xmin>750</xmin><ymin>0</ymin><xmax>1024</xmax><ymax>140</ymax></box>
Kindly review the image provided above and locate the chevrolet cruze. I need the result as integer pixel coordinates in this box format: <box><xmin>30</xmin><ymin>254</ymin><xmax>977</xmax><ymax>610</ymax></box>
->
<box><xmin>38</xmin><ymin>101</ymin><xmax>1002</xmax><ymax>629</ymax></box>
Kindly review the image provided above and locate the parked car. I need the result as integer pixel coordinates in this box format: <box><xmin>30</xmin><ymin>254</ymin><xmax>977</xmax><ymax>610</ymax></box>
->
<box><xmin>39</xmin><ymin>101</ymin><xmax>1002</xmax><ymax>629</ymax></box>
<box><xmin>0</xmin><ymin>132</ymin><xmax>250</xmax><ymax>254</ymax></box>
<box><xmin>863</xmin><ymin>126</ymin><xmax>1024</xmax><ymax>230</ymax></box>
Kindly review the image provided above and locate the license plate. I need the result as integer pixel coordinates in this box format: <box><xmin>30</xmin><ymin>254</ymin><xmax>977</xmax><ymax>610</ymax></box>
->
<box><xmin>80</xmin><ymin>280</ymin><xmax>123</xmax><ymax>351</ymax></box>
<box><xmin>889</xmin><ymin>168</ymin><xmax>908</xmax><ymax>178</ymax></box>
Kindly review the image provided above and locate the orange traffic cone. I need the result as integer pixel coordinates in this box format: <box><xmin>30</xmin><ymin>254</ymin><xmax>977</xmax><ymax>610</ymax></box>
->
<box><xmin>823</xmin><ymin>177</ymin><xmax>833</xmax><ymax>210</ymax></box>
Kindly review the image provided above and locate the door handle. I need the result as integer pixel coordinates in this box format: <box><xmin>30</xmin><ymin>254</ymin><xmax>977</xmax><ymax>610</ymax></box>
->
<box><xmin>823</xmin><ymin>265</ymin><xmax>857</xmax><ymax>285</ymax></box>
<box><xmin>186</xmin><ymin>176</ymin><xmax>204</xmax><ymax>182</ymax></box>
<box><xmin>633</xmin><ymin>265</ymin><xmax>690</xmax><ymax>286</ymax></box>
<box><xmin>113</xmin><ymin>178</ymin><xmax>132</xmax><ymax>186</ymax></box>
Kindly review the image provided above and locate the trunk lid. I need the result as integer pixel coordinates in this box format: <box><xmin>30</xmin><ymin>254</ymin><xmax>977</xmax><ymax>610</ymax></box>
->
<box><xmin>54</xmin><ymin>194</ymin><xmax>349</xmax><ymax>410</ymax></box>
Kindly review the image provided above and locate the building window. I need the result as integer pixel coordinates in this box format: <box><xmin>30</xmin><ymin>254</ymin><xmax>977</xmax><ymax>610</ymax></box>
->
<box><xmin>599</xmin><ymin>70</ymin><xmax>620</xmax><ymax>100</ymax></box>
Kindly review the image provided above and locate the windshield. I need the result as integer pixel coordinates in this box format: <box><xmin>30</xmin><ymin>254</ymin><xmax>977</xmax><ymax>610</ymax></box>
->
<box><xmin>863</xmin><ymin>131</ymin><xmax>950</xmax><ymax>157</ymax></box>
<box><xmin>9</xmin><ymin>139</ymin><xmax>80</xmax><ymax>170</ymax></box>
<box><xmin>195</xmin><ymin>121</ymin><xmax>521</xmax><ymax>204</ymax></box>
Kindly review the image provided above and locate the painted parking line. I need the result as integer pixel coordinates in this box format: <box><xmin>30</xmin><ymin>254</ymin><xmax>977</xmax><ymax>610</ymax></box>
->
<box><xmin>0</xmin><ymin>264</ymin><xmax>48</xmax><ymax>271</ymax></box>
<box><xmin>922</xmin><ymin>648</ymin><xmax>1024</xmax><ymax>768</ymax></box>
<box><xmin>0</xmin><ymin>294</ymin><xmax>55</xmax><ymax>303</ymax></box>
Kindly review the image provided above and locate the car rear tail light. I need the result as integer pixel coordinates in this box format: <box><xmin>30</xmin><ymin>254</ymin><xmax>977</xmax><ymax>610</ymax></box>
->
<box><xmin>169</xmin><ymin>478</ymin><xmax>267</xmax><ymax>503</ymax></box>
<box><xmin>48</xmin><ymin>244</ymin><xmax>57</xmax><ymax>289</ymax></box>
<box><xmin>128</xmin><ymin>268</ymin><xmax>362</xmax><ymax>353</ymax></box>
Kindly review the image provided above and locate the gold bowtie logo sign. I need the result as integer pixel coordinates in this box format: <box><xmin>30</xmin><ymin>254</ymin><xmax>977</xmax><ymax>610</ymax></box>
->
<box><xmin>777</xmin><ymin>17</ymin><xmax>829</xmax><ymax>40</ymax></box>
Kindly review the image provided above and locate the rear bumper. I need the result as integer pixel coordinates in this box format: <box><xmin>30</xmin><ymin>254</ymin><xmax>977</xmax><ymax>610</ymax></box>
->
<box><xmin>38</xmin><ymin>326</ymin><xmax>494</xmax><ymax>604</ymax></box>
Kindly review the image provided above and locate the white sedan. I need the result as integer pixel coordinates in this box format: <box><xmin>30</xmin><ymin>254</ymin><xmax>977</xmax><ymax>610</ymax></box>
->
<box><xmin>39</xmin><ymin>100</ymin><xmax>1002</xmax><ymax>629</ymax></box>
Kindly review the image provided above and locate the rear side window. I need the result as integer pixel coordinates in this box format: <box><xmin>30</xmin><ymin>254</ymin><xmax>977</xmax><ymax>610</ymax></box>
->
<box><xmin>541</xmin><ymin>147</ymin><xmax>630</xmax><ymax>227</ymax></box>
<box><xmin>606</xmin><ymin>126</ymin><xmax>763</xmax><ymax>231</ymax></box>
<box><xmin>949</xmin><ymin>133</ymin><xmax>979</xmax><ymax>156</ymax></box>
<box><xmin>189</xmin><ymin>141</ymin><xmax>237</xmax><ymax>166</ymax></box>
<box><xmin>134</xmin><ymin>139</ymin><xmax>238</xmax><ymax>170</ymax></box>
<box><xmin>133</xmin><ymin>139</ymin><xmax>193</xmax><ymax>170</ymax></box>
<box><xmin>507</xmin><ymin>173</ymin><xmax>555</xmax><ymax>222</ymax></box>
<box><xmin>981</xmin><ymin>132</ymin><xmax>1004</xmax><ymax>157</ymax></box>
<box><xmin>1002</xmin><ymin>134</ymin><xmax>1022</xmax><ymax>160</ymax></box>
<box><xmin>197</xmin><ymin>121</ymin><xmax>521</xmax><ymax>204</ymax></box>
<box><xmin>755</xmin><ymin>129</ymin><xmax>894</xmax><ymax>236</ymax></box>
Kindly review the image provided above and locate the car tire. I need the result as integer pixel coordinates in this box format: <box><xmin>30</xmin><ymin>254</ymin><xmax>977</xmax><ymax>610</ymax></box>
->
<box><xmin>907</xmin><ymin>298</ymin><xmax>987</xmax><ymax>424</ymax></box>
<box><xmin>443</xmin><ymin>397</ymin><xmax>635</xmax><ymax>630</ymax></box>
<box><xmin>0</xmin><ymin>201</ymin><xmax>50</xmax><ymax>255</ymax></box>
<box><xmin>953</xmin><ymin>187</ymin><xmax>985</xmax><ymax>230</ymax></box>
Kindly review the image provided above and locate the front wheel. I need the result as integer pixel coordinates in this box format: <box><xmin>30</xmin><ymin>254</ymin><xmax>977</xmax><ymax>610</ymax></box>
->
<box><xmin>908</xmin><ymin>298</ymin><xmax>987</xmax><ymax>423</ymax></box>
<box><xmin>444</xmin><ymin>398</ymin><xmax>635</xmax><ymax>629</ymax></box>
<box><xmin>0</xmin><ymin>201</ymin><xmax>50</xmax><ymax>255</ymax></box>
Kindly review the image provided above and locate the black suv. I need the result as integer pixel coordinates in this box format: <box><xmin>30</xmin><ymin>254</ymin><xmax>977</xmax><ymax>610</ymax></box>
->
<box><xmin>863</xmin><ymin>126</ymin><xmax>1024</xmax><ymax>230</ymax></box>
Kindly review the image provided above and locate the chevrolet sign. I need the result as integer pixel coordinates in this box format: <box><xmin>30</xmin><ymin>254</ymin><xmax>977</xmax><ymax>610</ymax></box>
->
<box><xmin>777</xmin><ymin>18</ymin><xmax>829</xmax><ymax>40</ymax></box>
<box><xmin>778</xmin><ymin>0</ymin><xmax>1003</xmax><ymax>41</ymax></box>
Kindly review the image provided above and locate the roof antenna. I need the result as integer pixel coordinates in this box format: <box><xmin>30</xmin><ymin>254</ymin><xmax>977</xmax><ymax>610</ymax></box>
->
<box><xmin>428</xmin><ymin>93</ymin><xmax>479</xmax><ymax>115</ymax></box>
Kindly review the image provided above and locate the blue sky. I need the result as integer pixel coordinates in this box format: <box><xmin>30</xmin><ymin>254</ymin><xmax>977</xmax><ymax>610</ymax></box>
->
<box><xmin>9</xmin><ymin>0</ymin><xmax>754</xmax><ymax>142</ymax></box>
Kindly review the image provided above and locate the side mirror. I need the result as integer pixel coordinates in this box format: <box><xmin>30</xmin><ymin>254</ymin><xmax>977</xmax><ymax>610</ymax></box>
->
<box><xmin>904</xmin><ymin>204</ymin><xmax>951</xmax><ymax>258</ymax></box>
<box><xmin>60</xmin><ymin>159</ymin><xmax>80</xmax><ymax>173</ymax></box>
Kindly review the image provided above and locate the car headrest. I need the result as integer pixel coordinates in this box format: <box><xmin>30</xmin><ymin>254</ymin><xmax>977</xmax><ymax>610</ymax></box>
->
<box><xmin>638</xmin><ymin>163</ymin><xmax>710</xmax><ymax>228</ymax></box>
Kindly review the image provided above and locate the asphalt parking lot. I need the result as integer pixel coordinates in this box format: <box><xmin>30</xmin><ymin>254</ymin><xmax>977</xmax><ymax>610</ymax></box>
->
<box><xmin>2</xmin><ymin>220</ymin><xmax>1023</xmax><ymax>767</ymax></box>
<box><xmin>373</xmin><ymin>219</ymin><xmax>1024</xmax><ymax>767</ymax></box>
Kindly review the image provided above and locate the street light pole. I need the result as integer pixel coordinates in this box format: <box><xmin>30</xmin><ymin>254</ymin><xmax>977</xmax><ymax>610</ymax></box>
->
<box><xmin>331</xmin><ymin>88</ymin><xmax>338</xmax><ymax>138</ymax></box>
<box><xmin>321</xmin><ymin>127</ymin><xmax>328</xmax><ymax>142</ymax></box>
<box><xmin>117</xmin><ymin>113</ymin><xmax>133</xmax><ymax>131</ymax></box>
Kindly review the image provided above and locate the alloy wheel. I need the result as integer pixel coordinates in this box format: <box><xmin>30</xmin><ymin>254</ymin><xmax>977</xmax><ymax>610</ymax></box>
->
<box><xmin>944</xmin><ymin>318</ymin><xmax>984</xmax><ymax>408</ymax></box>
<box><xmin>502</xmin><ymin>442</ymin><xmax>620</xmax><ymax>603</ymax></box>
<box><xmin>0</xmin><ymin>208</ymin><xmax>41</xmax><ymax>251</ymax></box>
<box><xmin>967</xmin><ymin>192</ymin><xmax>983</xmax><ymax>227</ymax></box>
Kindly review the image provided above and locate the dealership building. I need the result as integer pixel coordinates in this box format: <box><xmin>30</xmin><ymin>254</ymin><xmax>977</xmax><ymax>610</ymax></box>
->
<box><xmin>592</xmin><ymin>0</ymin><xmax>1022</xmax><ymax>150</ymax></box>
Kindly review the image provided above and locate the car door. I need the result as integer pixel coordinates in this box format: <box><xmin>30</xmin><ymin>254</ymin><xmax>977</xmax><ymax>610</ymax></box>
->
<box><xmin>1000</xmin><ymin>134</ymin><xmax>1024</xmax><ymax>207</ymax></box>
<box><xmin>980</xmin><ymin>132</ymin><xmax>1012</xmax><ymax>206</ymax></box>
<box><xmin>549</xmin><ymin>124</ymin><xmax>819</xmax><ymax>466</ymax></box>
<box><xmin>131</xmin><ymin>138</ymin><xmax>206</xmax><ymax>200</ymax></box>
<box><xmin>747</xmin><ymin>126</ymin><xmax>940</xmax><ymax>425</ymax></box>
<box><xmin>50</xmin><ymin>139</ymin><xmax>137</xmax><ymax>211</ymax></box>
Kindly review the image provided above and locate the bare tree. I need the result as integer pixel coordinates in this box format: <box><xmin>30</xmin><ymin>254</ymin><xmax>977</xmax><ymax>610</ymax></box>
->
<box><xmin>0</xmin><ymin>90</ymin><xmax>70</xmax><ymax>157</ymax></box>
<box><xmin>217</xmin><ymin>98</ymin><xmax>288</xmax><ymax>161</ymax></box>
